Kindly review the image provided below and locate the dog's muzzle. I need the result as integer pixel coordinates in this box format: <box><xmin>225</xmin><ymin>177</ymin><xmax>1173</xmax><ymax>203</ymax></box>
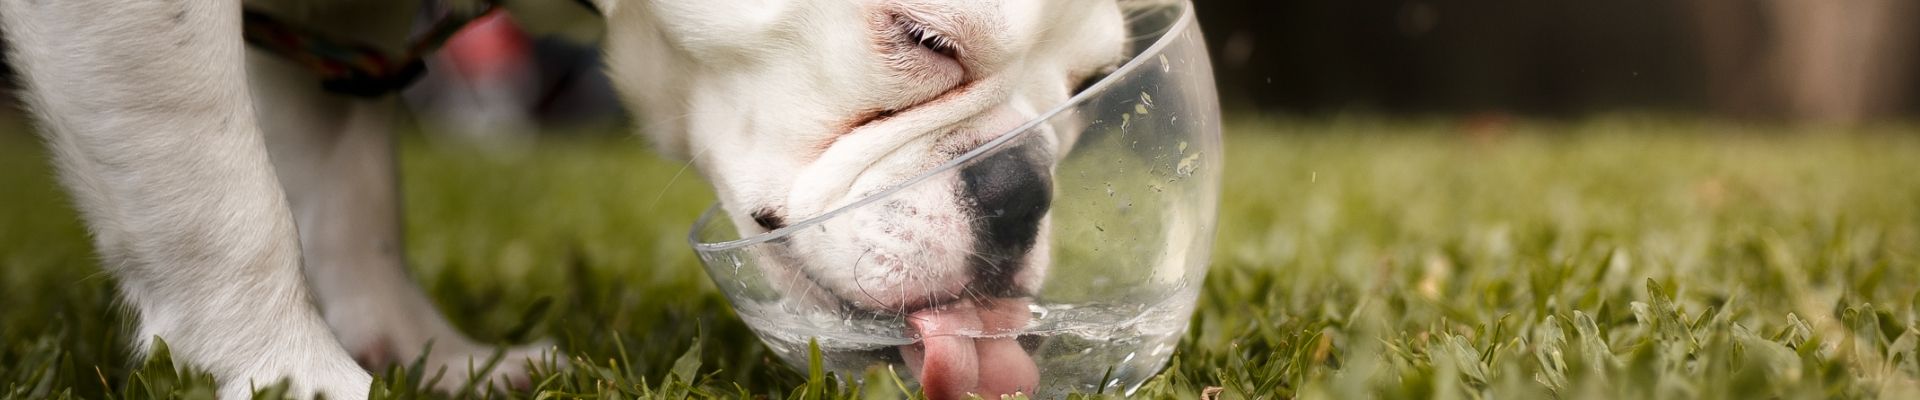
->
<box><xmin>958</xmin><ymin>141</ymin><xmax>1052</xmax><ymax>298</ymax></box>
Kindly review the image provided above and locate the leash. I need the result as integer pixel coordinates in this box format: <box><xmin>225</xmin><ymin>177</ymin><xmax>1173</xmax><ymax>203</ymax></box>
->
<box><xmin>242</xmin><ymin>1</ymin><xmax>501</xmax><ymax>97</ymax></box>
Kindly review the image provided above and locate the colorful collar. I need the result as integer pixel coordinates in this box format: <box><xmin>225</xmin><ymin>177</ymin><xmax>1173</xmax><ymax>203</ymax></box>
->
<box><xmin>242</xmin><ymin>1</ymin><xmax>500</xmax><ymax>97</ymax></box>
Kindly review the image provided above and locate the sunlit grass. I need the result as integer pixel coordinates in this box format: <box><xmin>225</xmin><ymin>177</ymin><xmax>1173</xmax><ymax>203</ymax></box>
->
<box><xmin>3</xmin><ymin>117</ymin><xmax>1918</xmax><ymax>399</ymax></box>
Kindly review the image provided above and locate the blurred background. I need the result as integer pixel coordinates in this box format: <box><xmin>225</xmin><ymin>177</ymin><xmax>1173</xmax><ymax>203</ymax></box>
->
<box><xmin>1195</xmin><ymin>0</ymin><xmax>1919</xmax><ymax>122</ymax></box>
<box><xmin>4</xmin><ymin>0</ymin><xmax>1916</xmax><ymax>131</ymax></box>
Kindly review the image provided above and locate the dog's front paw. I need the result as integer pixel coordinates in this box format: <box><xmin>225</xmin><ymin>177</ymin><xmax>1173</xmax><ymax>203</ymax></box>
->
<box><xmin>357</xmin><ymin>337</ymin><xmax>564</xmax><ymax>394</ymax></box>
<box><xmin>283</xmin><ymin>367</ymin><xmax>375</xmax><ymax>400</ymax></box>
<box><xmin>424</xmin><ymin>340</ymin><xmax>563</xmax><ymax>393</ymax></box>
<box><xmin>220</xmin><ymin>350</ymin><xmax>373</xmax><ymax>400</ymax></box>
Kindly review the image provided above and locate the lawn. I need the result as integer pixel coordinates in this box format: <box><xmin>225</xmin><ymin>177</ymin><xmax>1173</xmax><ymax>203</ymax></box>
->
<box><xmin>3</xmin><ymin>117</ymin><xmax>1919</xmax><ymax>399</ymax></box>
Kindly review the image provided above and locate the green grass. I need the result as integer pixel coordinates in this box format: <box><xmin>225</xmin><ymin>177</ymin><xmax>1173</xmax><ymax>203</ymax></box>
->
<box><xmin>4</xmin><ymin>117</ymin><xmax>1919</xmax><ymax>399</ymax></box>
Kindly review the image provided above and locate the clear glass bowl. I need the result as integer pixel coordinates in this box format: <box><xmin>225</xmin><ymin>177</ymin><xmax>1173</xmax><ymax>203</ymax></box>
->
<box><xmin>690</xmin><ymin>1</ymin><xmax>1219</xmax><ymax>397</ymax></box>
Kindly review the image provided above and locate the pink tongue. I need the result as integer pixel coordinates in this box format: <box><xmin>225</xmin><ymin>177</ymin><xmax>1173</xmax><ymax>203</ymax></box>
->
<box><xmin>901</xmin><ymin>300</ymin><xmax>1038</xmax><ymax>400</ymax></box>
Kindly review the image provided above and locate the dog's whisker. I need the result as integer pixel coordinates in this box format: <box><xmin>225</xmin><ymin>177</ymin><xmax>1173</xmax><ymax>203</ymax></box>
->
<box><xmin>850</xmin><ymin>248</ymin><xmax>894</xmax><ymax>311</ymax></box>
<box><xmin>641</xmin><ymin>112</ymin><xmax>729</xmax><ymax>210</ymax></box>
<box><xmin>961</xmin><ymin>284</ymin><xmax>989</xmax><ymax>304</ymax></box>
<box><xmin>940</xmin><ymin>284</ymin><xmax>966</xmax><ymax>304</ymax></box>
<box><xmin>965</xmin><ymin>250</ymin><xmax>1006</xmax><ymax>274</ymax></box>
<box><xmin>645</xmin><ymin>157</ymin><xmax>700</xmax><ymax>211</ymax></box>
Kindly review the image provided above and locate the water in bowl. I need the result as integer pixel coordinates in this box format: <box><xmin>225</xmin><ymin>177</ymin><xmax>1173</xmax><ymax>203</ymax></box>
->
<box><xmin>731</xmin><ymin>294</ymin><xmax>1197</xmax><ymax>398</ymax></box>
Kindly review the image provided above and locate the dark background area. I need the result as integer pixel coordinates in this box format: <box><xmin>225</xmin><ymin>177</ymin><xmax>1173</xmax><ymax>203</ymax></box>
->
<box><xmin>3</xmin><ymin>1</ymin><xmax>1917</xmax><ymax>124</ymax></box>
<box><xmin>1192</xmin><ymin>0</ymin><xmax>1920</xmax><ymax>122</ymax></box>
<box><xmin>1197</xmin><ymin>0</ymin><xmax>1697</xmax><ymax>116</ymax></box>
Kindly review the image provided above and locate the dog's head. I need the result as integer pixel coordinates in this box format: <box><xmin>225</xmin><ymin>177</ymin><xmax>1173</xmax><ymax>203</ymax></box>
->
<box><xmin>595</xmin><ymin>0</ymin><xmax>1133</xmax><ymax>313</ymax></box>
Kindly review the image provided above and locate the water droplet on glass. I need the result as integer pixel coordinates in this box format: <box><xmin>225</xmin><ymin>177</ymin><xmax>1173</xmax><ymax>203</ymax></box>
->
<box><xmin>1176</xmin><ymin>152</ymin><xmax>1201</xmax><ymax>178</ymax></box>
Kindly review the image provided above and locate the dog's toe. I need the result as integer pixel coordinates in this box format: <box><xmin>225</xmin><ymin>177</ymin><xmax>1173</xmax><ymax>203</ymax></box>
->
<box><xmin>423</xmin><ymin>340</ymin><xmax>566</xmax><ymax>393</ymax></box>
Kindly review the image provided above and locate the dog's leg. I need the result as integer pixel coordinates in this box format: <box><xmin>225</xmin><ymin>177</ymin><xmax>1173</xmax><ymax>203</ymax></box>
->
<box><xmin>248</xmin><ymin>34</ymin><xmax>556</xmax><ymax>393</ymax></box>
<box><xmin>0</xmin><ymin>1</ymin><xmax>372</xmax><ymax>398</ymax></box>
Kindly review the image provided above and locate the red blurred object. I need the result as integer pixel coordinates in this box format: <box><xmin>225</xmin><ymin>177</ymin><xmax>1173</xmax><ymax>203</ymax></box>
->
<box><xmin>441</xmin><ymin>10</ymin><xmax>531</xmax><ymax>84</ymax></box>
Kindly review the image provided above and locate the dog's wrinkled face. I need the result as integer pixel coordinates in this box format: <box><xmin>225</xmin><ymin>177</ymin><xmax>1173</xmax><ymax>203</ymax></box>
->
<box><xmin>600</xmin><ymin>0</ymin><xmax>1129</xmax><ymax>312</ymax></box>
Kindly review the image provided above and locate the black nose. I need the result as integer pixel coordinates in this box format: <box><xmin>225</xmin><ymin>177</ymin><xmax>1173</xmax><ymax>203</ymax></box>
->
<box><xmin>958</xmin><ymin>145</ymin><xmax>1052</xmax><ymax>296</ymax></box>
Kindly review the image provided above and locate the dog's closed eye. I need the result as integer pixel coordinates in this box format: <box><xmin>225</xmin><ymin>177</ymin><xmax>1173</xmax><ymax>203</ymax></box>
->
<box><xmin>881</xmin><ymin>14</ymin><xmax>966</xmax><ymax>81</ymax></box>
<box><xmin>865</xmin><ymin>11</ymin><xmax>969</xmax><ymax>118</ymax></box>
<box><xmin>899</xmin><ymin>18</ymin><xmax>958</xmax><ymax>58</ymax></box>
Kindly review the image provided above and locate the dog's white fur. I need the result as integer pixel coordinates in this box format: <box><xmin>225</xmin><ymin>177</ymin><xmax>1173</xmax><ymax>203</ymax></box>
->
<box><xmin>1</xmin><ymin>0</ymin><xmax>1132</xmax><ymax>398</ymax></box>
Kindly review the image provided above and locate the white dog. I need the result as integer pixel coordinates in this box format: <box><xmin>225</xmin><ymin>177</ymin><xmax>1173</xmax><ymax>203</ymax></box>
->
<box><xmin>0</xmin><ymin>0</ymin><xmax>1138</xmax><ymax>398</ymax></box>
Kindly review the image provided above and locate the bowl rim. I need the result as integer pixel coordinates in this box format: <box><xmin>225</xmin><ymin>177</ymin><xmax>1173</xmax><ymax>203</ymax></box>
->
<box><xmin>691</xmin><ymin>0</ymin><xmax>1201</xmax><ymax>251</ymax></box>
